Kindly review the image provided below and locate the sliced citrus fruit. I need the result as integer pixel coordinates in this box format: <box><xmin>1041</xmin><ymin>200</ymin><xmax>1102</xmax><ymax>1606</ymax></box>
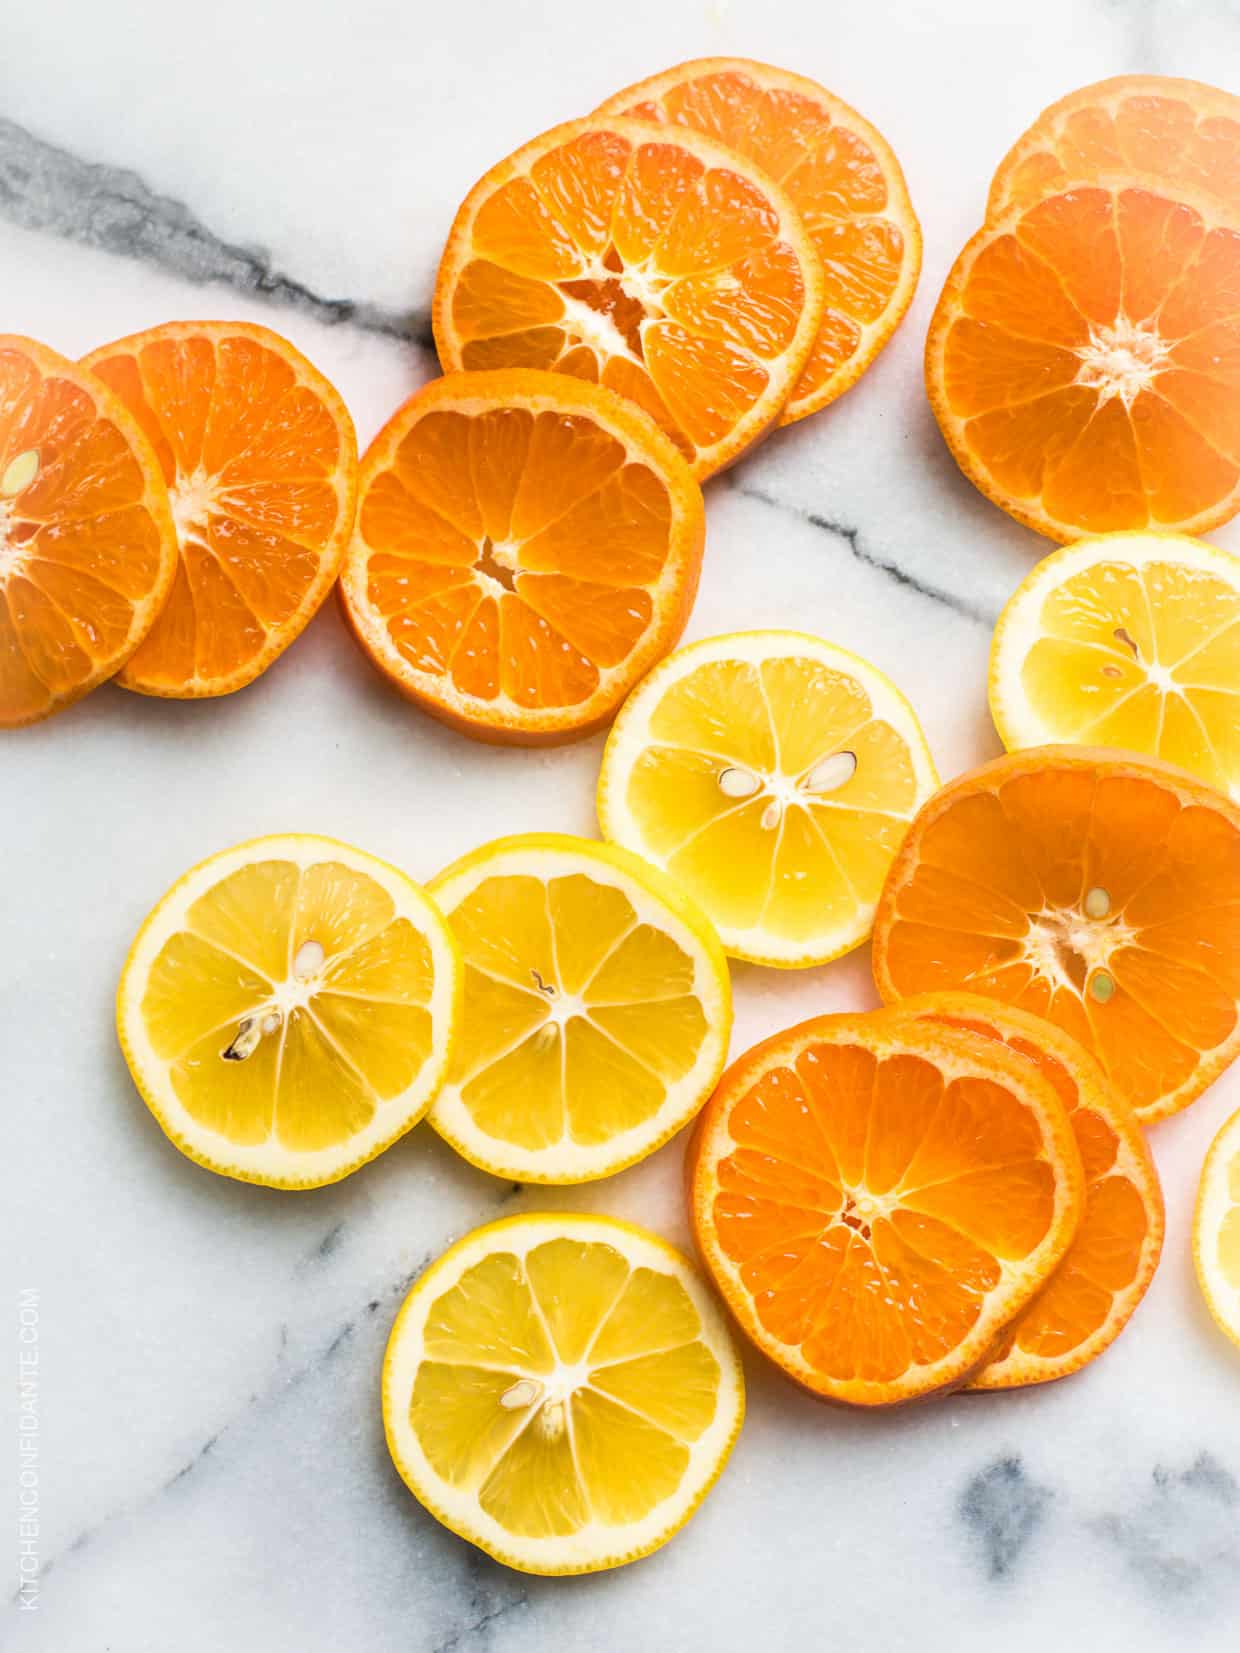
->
<box><xmin>689</xmin><ymin>1011</ymin><xmax>1085</xmax><ymax>1406</ymax></box>
<box><xmin>432</xmin><ymin>115</ymin><xmax>825</xmax><ymax>478</ymax></box>
<box><xmin>338</xmin><ymin>370</ymin><xmax>704</xmax><ymax>744</ymax></box>
<box><xmin>1194</xmin><ymin>1103</ymin><xmax>1240</xmax><ymax>1353</ymax></box>
<box><xmin>383</xmin><ymin>1212</ymin><xmax>743</xmax><ymax>1574</ymax></box>
<box><xmin>82</xmin><ymin>321</ymin><xmax>357</xmax><ymax>697</ymax></box>
<box><xmin>873</xmin><ymin>746</ymin><xmax>1240</xmax><ymax>1123</ymax></box>
<box><xmin>596</xmin><ymin>56</ymin><xmax>921</xmax><ymax>425</ymax></box>
<box><xmin>989</xmin><ymin>75</ymin><xmax>1240</xmax><ymax>219</ymax></box>
<box><xmin>598</xmin><ymin>631</ymin><xmax>937</xmax><ymax>967</ymax></box>
<box><xmin>881</xmin><ymin>992</ymin><xmax>1164</xmax><ymax>1389</ymax></box>
<box><xmin>426</xmin><ymin>833</ymin><xmax>730</xmax><ymax>1182</ymax></box>
<box><xmin>990</xmin><ymin>532</ymin><xmax>1240</xmax><ymax>801</ymax></box>
<box><xmin>926</xmin><ymin>177</ymin><xmax>1240</xmax><ymax>543</ymax></box>
<box><xmin>117</xmin><ymin>834</ymin><xmax>461</xmax><ymax>1188</ymax></box>
<box><xmin>0</xmin><ymin>334</ymin><xmax>176</xmax><ymax>727</ymax></box>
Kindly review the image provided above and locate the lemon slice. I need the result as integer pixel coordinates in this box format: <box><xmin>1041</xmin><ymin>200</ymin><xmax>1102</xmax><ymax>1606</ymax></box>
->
<box><xmin>990</xmin><ymin>533</ymin><xmax>1240</xmax><ymax>801</ymax></box>
<box><xmin>382</xmin><ymin>1212</ymin><xmax>744</xmax><ymax>1574</ymax></box>
<box><xmin>117</xmin><ymin>835</ymin><xmax>461</xmax><ymax>1188</ymax></box>
<box><xmin>1194</xmin><ymin>1104</ymin><xmax>1240</xmax><ymax>1353</ymax></box>
<box><xmin>597</xmin><ymin>631</ymin><xmax>938</xmax><ymax>966</ymax></box>
<box><xmin>427</xmin><ymin>834</ymin><xmax>731</xmax><ymax>1182</ymax></box>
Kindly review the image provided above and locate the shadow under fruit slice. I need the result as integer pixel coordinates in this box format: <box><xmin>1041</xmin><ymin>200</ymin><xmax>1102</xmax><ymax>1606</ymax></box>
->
<box><xmin>688</xmin><ymin>1011</ymin><xmax>1085</xmax><ymax>1407</ymax></box>
<box><xmin>0</xmin><ymin>334</ymin><xmax>176</xmax><ymax>727</ymax></box>
<box><xmin>872</xmin><ymin>746</ymin><xmax>1240</xmax><ymax>1123</ymax></box>
<box><xmin>339</xmin><ymin>370</ymin><xmax>705</xmax><ymax>744</ymax></box>
<box><xmin>83</xmin><ymin>321</ymin><xmax>357</xmax><ymax>697</ymax></box>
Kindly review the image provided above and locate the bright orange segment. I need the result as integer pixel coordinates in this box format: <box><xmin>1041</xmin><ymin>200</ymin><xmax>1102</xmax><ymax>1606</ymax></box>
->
<box><xmin>0</xmin><ymin>335</ymin><xmax>176</xmax><ymax>727</ymax></box>
<box><xmin>597</xmin><ymin>57</ymin><xmax>921</xmax><ymax>424</ymax></box>
<box><xmin>873</xmin><ymin>747</ymin><xmax>1240</xmax><ymax>1122</ymax></box>
<box><xmin>689</xmin><ymin>1013</ymin><xmax>1084</xmax><ymax>1406</ymax></box>
<box><xmin>340</xmin><ymin>370</ymin><xmax>705</xmax><ymax>743</ymax></box>
<box><xmin>82</xmin><ymin>322</ymin><xmax>357</xmax><ymax>697</ymax></box>
<box><xmin>926</xmin><ymin>180</ymin><xmax>1240</xmax><ymax>543</ymax></box>
<box><xmin>433</xmin><ymin>116</ymin><xmax>824</xmax><ymax>478</ymax></box>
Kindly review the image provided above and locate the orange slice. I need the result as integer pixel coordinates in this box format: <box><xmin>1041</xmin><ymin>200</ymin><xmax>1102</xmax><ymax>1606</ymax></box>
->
<box><xmin>989</xmin><ymin>75</ymin><xmax>1240</xmax><ymax>218</ymax></box>
<box><xmin>432</xmin><ymin>116</ymin><xmax>825</xmax><ymax>478</ymax></box>
<box><xmin>597</xmin><ymin>57</ymin><xmax>921</xmax><ymax>425</ymax></box>
<box><xmin>82</xmin><ymin>321</ymin><xmax>357</xmax><ymax>697</ymax></box>
<box><xmin>926</xmin><ymin>178</ymin><xmax>1240</xmax><ymax>543</ymax></box>
<box><xmin>339</xmin><ymin>370</ymin><xmax>705</xmax><ymax>744</ymax></box>
<box><xmin>882</xmin><ymin>993</ymin><xmax>1164</xmax><ymax>1389</ymax></box>
<box><xmin>0</xmin><ymin>335</ymin><xmax>176</xmax><ymax>727</ymax></box>
<box><xmin>873</xmin><ymin>746</ymin><xmax>1240</xmax><ymax>1123</ymax></box>
<box><xmin>688</xmin><ymin>1011</ymin><xmax>1085</xmax><ymax>1407</ymax></box>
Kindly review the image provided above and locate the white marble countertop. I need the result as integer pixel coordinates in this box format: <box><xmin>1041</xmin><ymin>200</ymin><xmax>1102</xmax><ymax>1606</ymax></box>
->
<box><xmin>6</xmin><ymin>2</ymin><xmax>1240</xmax><ymax>1649</ymax></box>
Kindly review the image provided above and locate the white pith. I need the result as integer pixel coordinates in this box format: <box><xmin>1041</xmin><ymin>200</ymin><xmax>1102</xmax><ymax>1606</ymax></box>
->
<box><xmin>1073</xmin><ymin>315</ymin><xmax>1172</xmax><ymax>407</ymax></box>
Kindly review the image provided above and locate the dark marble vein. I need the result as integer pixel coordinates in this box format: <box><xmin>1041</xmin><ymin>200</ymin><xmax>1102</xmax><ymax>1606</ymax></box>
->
<box><xmin>0</xmin><ymin>116</ymin><xmax>433</xmax><ymax>346</ymax></box>
<box><xmin>433</xmin><ymin>1551</ymin><xmax>528</xmax><ymax>1653</ymax></box>
<box><xmin>1093</xmin><ymin>1451</ymin><xmax>1240</xmax><ymax>1598</ymax></box>
<box><xmin>960</xmin><ymin>1456</ymin><xmax>1053</xmax><ymax>1579</ymax></box>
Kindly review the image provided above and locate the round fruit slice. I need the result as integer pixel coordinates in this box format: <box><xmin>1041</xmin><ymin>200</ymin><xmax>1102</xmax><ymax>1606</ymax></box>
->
<box><xmin>990</xmin><ymin>532</ymin><xmax>1240</xmax><ymax>801</ymax></box>
<box><xmin>596</xmin><ymin>56</ymin><xmax>921</xmax><ymax>425</ymax></box>
<box><xmin>926</xmin><ymin>177</ymin><xmax>1240</xmax><ymax>543</ymax></box>
<box><xmin>382</xmin><ymin>1211</ymin><xmax>744</xmax><ymax>1574</ymax></box>
<box><xmin>339</xmin><ymin>370</ymin><xmax>704</xmax><ymax>744</ymax></box>
<box><xmin>873</xmin><ymin>746</ymin><xmax>1240</xmax><ymax>1123</ymax></box>
<box><xmin>988</xmin><ymin>75</ymin><xmax>1240</xmax><ymax>219</ymax></box>
<box><xmin>0</xmin><ymin>335</ymin><xmax>176</xmax><ymax>727</ymax></box>
<box><xmin>82</xmin><ymin>321</ymin><xmax>357</xmax><ymax>697</ymax></box>
<box><xmin>881</xmin><ymin>992</ymin><xmax>1164</xmax><ymax>1389</ymax></box>
<box><xmin>427</xmin><ymin>833</ymin><xmax>730</xmax><ymax>1182</ymax></box>
<box><xmin>432</xmin><ymin>115</ymin><xmax>825</xmax><ymax>479</ymax></box>
<box><xmin>117</xmin><ymin>834</ymin><xmax>461</xmax><ymax>1188</ymax></box>
<box><xmin>689</xmin><ymin>1012</ymin><xmax>1085</xmax><ymax>1407</ymax></box>
<box><xmin>1194</xmin><ymin>1103</ymin><xmax>1240</xmax><ymax>1353</ymax></box>
<box><xmin>598</xmin><ymin>631</ymin><xmax>937</xmax><ymax>967</ymax></box>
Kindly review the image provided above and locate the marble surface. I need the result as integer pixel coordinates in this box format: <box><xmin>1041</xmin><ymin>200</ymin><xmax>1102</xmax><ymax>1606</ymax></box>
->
<box><xmin>5</xmin><ymin>1</ymin><xmax>1240</xmax><ymax>1648</ymax></box>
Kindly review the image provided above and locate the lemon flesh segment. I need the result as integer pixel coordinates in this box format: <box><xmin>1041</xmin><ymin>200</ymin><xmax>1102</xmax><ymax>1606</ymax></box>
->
<box><xmin>598</xmin><ymin>633</ymin><xmax>938</xmax><ymax>967</ymax></box>
<box><xmin>117</xmin><ymin>836</ymin><xmax>461</xmax><ymax>1188</ymax></box>
<box><xmin>428</xmin><ymin>835</ymin><xmax>731</xmax><ymax>1183</ymax></box>
<box><xmin>1195</xmin><ymin>1106</ymin><xmax>1240</xmax><ymax>1351</ymax></box>
<box><xmin>383</xmin><ymin>1214</ymin><xmax>745</xmax><ymax>1575</ymax></box>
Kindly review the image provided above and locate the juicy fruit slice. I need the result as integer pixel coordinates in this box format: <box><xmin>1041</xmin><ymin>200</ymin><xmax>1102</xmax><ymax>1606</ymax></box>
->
<box><xmin>83</xmin><ymin>321</ymin><xmax>357</xmax><ymax>697</ymax></box>
<box><xmin>883</xmin><ymin>993</ymin><xmax>1163</xmax><ymax>1389</ymax></box>
<box><xmin>926</xmin><ymin>178</ymin><xmax>1240</xmax><ymax>542</ymax></box>
<box><xmin>0</xmin><ymin>335</ymin><xmax>176</xmax><ymax>726</ymax></box>
<box><xmin>427</xmin><ymin>833</ymin><xmax>731</xmax><ymax>1182</ymax></box>
<box><xmin>989</xmin><ymin>75</ymin><xmax>1240</xmax><ymax>218</ymax></box>
<box><xmin>873</xmin><ymin>746</ymin><xmax>1240</xmax><ymax>1122</ymax></box>
<box><xmin>1194</xmin><ymin>1104</ymin><xmax>1240</xmax><ymax>1353</ymax></box>
<box><xmin>338</xmin><ymin>371</ymin><xmax>705</xmax><ymax>743</ymax></box>
<box><xmin>597</xmin><ymin>56</ymin><xmax>921</xmax><ymax>425</ymax></box>
<box><xmin>432</xmin><ymin>116</ymin><xmax>824</xmax><ymax>479</ymax></box>
<box><xmin>598</xmin><ymin>631</ymin><xmax>938</xmax><ymax>967</ymax></box>
<box><xmin>689</xmin><ymin>1012</ymin><xmax>1085</xmax><ymax>1406</ymax></box>
<box><xmin>382</xmin><ymin>1212</ymin><xmax>744</xmax><ymax>1574</ymax></box>
<box><xmin>117</xmin><ymin>835</ymin><xmax>461</xmax><ymax>1188</ymax></box>
<box><xmin>989</xmin><ymin>533</ymin><xmax>1240</xmax><ymax>801</ymax></box>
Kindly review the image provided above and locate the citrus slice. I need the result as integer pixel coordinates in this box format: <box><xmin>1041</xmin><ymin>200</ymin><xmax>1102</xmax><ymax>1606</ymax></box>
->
<box><xmin>426</xmin><ymin>833</ymin><xmax>730</xmax><ymax>1182</ymax></box>
<box><xmin>432</xmin><ymin>115</ymin><xmax>825</xmax><ymax>478</ymax></box>
<box><xmin>688</xmin><ymin>1011</ymin><xmax>1085</xmax><ymax>1406</ymax></box>
<box><xmin>988</xmin><ymin>75</ymin><xmax>1240</xmax><ymax>219</ymax></box>
<box><xmin>990</xmin><ymin>532</ymin><xmax>1240</xmax><ymax>801</ymax></box>
<box><xmin>383</xmin><ymin>1212</ymin><xmax>744</xmax><ymax>1574</ymax></box>
<box><xmin>338</xmin><ymin>370</ymin><xmax>704</xmax><ymax>744</ymax></box>
<box><xmin>926</xmin><ymin>177</ymin><xmax>1240</xmax><ymax>543</ymax></box>
<box><xmin>597</xmin><ymin>631</ymin><xmax>937</xmax><ymax>967</ymax></box>
<box><xmin>872</xmin><ymin>746</ymin><xmax>1240</xmax><ymax>1123</ymax></box>
<box><xmin>596</xmin><ymin>56</ymin><xmax>921</xmax><ymax>425</ymax></box>
<box><xmin>82</xmin><ymin>321</ymin><xmax>357</xmax><ymax>697</ymax></box>
<box><xmin>0</xmin><ymin>335</ymin><xmax>176</xmax><ymax>727</ymax></box>
<box><xmin>117</xmin><ymin>834</ymin><xmax>461</xmax><ymax>1188</ymax></box>
<box><xmin>1194</xmin><ymin>1103</ymin><xmax>1240</xmax><ymax>1353</ymax></box>
<box><xmin>881</xmin><ymin>992</ymin><xmax>1164</xmax><ymax>1389</ymax></box>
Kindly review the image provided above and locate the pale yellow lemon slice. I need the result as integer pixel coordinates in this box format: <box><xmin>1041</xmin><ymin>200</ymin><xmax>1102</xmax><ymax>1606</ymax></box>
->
<box><xmin>1194</xmin><ymin>1103</ymin><xmax>1240</xmax><ymax>1354</ymax></box>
